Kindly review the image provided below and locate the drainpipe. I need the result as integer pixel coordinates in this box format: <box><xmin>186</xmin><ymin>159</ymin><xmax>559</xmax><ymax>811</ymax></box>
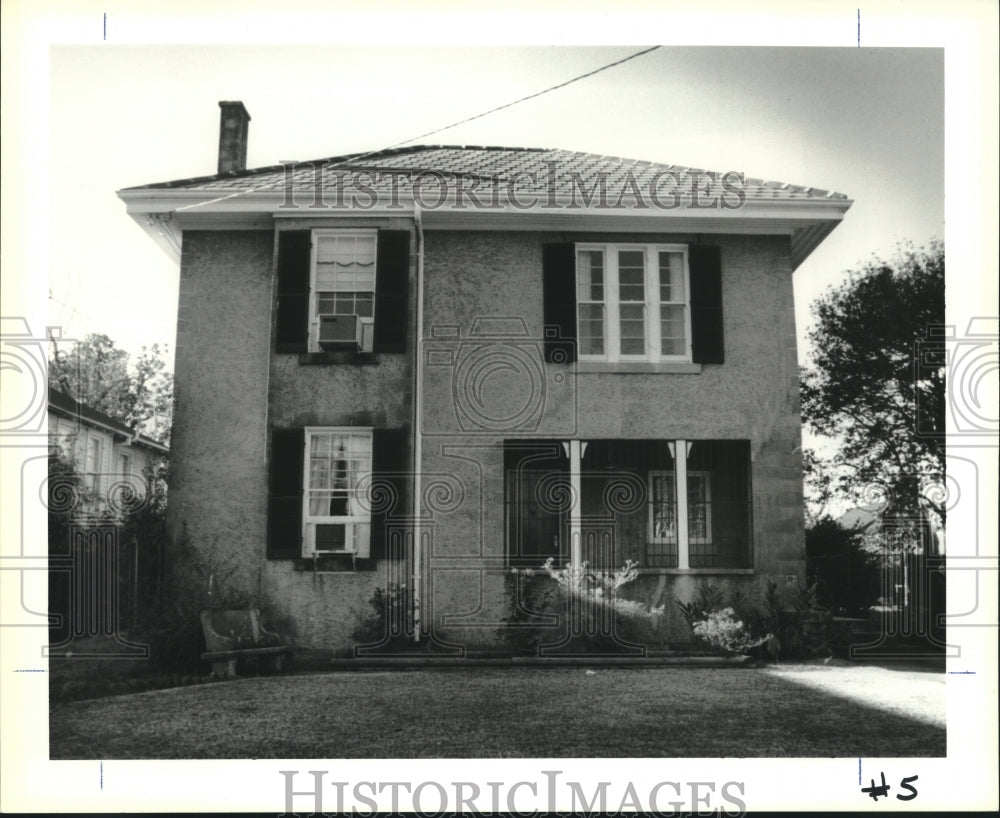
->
<box><xmin>412</xmin><ymin>204</ymin><xmax>425</xmax><ymax>641</ymax></box>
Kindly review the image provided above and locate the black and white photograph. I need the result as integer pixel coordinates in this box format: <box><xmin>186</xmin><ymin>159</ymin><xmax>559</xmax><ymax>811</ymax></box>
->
<box><xmin>1</xmin><ymin>1</ymin><xmax>997</xmax><ymax>814</ymax></box>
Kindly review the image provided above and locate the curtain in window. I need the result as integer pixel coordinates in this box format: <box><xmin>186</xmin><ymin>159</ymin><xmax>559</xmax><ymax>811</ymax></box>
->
<box><xmin>308</xmin><ymin>433</ymin><xmax>372</xmax><ymax>517</ymax></box>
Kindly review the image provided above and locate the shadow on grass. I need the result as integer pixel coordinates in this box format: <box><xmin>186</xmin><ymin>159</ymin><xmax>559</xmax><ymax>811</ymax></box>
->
<box><xmin>50</xmin><ymin>666</ymin><xmax>945</xmax><ymax>759</ymax></box>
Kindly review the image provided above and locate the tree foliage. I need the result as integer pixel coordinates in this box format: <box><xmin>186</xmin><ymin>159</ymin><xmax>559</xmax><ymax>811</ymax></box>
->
<box><xmin>805</xmin><ymin>516</ymin><xmax>882</xmax><ymax>616</ymax></box>
<box><xmin>800</xmin><ymin>240</ymin><xmax>945</xmax><ymax>522</ymax></box>
<box><xmin>49</xmin><ymin>333</ymin><xmax>173</xmax><ymax>444</ymax></box>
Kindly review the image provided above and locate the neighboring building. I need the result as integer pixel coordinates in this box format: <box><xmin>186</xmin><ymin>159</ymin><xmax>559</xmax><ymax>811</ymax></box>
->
<box><xmin>48</xmin><ymin>387</ymin><xmax>168</xmax><ymax>514</ymax></box>
<box><xmin>839</xmin><ymin>505</ymin><xmax>945</xmax><ymax>557</ymax></box>
<box><xmin>117</xmin><ymin>101</ymin><xmax>852</xmax><ymax>651</ymax></box>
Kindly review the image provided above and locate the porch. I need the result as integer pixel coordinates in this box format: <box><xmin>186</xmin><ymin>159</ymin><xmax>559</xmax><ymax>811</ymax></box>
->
<box><xmin>503</xmin><ymin>439</ymin><xmax>753</xmax><ymax>572</ymax></box>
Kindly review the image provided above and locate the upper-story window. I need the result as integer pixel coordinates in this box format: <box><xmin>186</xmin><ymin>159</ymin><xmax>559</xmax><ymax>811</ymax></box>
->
<box><xmin>575</xmin><ymin>243</ymin><xmax>691</xmax><ymax>362</ymax></box>
<box><xmin>275</xmin><ymin>227</ymin><xmax>410</xmax><ymax>357</ymax></box>
<box><xmin>308</xmin><ymin>230</ymin><xmax>377</xmax><ymax>353</ymax></box>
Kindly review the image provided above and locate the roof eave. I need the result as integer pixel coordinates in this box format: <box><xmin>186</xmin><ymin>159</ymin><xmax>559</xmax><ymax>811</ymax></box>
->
<box><xmin>117</xmin><ymin>187</ymin><xmax>852</xmax><ymax>269</ymax></box>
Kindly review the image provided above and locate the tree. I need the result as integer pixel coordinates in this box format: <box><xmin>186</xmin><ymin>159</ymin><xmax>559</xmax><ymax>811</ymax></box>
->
<box><xmin>805</xmin><ymin>516</ymin><xmax>881</xmax><ymax>616</ymax></box>
<box><xmin>800</xmin><ymin>240</ymin><xmax>945</xmax><ymax>527</ymax></box>
<box><xmin>49</xmin><ymin>333</ymin><xmax>173</xmax><ymax>444</ymax></box>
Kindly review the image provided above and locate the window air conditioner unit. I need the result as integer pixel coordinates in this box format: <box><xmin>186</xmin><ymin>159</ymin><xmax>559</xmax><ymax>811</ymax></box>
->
<box><xmin>318</xmin><ymin>314</ymin><xmax>363</xmax><ymax>350</ymax></box>
<box><xmin>314</xmin><ymin>523</ymin><xmax>351</xmax><ymax>553</ymax></box>
<box><xmin>310</xmin><ymin>523</ymin><xmax>358</xmax><ymax>571</ymax></box>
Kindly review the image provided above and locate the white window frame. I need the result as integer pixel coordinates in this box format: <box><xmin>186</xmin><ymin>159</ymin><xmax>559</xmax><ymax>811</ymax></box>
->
<box><xmin>301</xmin><ymin>426</ymin><xmax>374</xmax><ymax>560</ymax></box>
<box><xmin>308</xmin><ymin>229</ymin><xmax>378</xmax><ymax>353</ymax></box>
<box><xmin>647</xmin><ymin>469</ymin><xmax>712</xmax><ymax>547</ymax></box>
<box><xmin>85</xmin><ymin>434</ymin><xmax>103</xmax><ymax>497</ymax></box>
<box><xmin>575</xmin><ymin>242</ymin><xmax>692</xmax><ymax>363</ymax></box>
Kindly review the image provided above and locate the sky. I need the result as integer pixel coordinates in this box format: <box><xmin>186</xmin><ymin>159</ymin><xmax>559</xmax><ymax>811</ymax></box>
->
<box><xmin>42</xmin><ymin>44</ymin><xmax>945</xmax><ymax>365</ymax></box>
<box><xmin>39</xmin><ymin>43</ymin><xmax>948</xmax><ymax>504</ymax></box>
<box><xmin>2</xmin><ymin>2</ymin><xmax>998</xmax><ymax>814</ymax></box>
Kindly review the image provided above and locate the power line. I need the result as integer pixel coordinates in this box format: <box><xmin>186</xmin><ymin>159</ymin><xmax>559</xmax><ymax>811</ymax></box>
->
<box><xmin>383</xmin><ymin>46</ymin><xmax>661</xmax><ymax>151</ymax></box>
<box><xmin>177</xmin><ymin>46</ymin><xmax>662</xmax><ymax>212</ymax></box>
<box><xmin>47</xmin><ymin>293</ymin><xmax>165</xmax><ymax>352</ymax></box>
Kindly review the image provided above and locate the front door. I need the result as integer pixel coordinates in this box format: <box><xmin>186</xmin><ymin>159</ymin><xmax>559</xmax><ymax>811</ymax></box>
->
<box><xmin>507</xmin><ymin>469</ymin><xmax>568</xmax><ymax>566</ymax></box>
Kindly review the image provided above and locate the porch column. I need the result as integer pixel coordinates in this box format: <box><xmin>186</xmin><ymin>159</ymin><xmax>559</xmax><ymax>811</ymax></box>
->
<box><xmin>569</xmin><ymin>439</ymin><xmax>583</xmax><ymax>570</ymax></box>
<box><xmin>675</xmin><ymin>439</ymin><xmax>690</xmax><ymax>570</ymax></box>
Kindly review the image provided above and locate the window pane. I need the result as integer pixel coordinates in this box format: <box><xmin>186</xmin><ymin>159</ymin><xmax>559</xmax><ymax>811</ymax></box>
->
<box><xmin>315</xmin><ymin>235</ymin><xmax>377</xmax><ymax>319</ymax></box>
<box><xmin>661</xmin><ymin>336</ymin><xmax>685</xmax><ymax>356</ymax></box>
<box><xmin>688</xmin><ymin>475</ymin><xmax>707</xmax><ymax>502</ymax></box>
<box><xmin>618</xmin><ymin>251</ymin><xmax>645</xmax><ymax>307</ymax></box>
<box><xmin>690</xmin><ymin>506</ymin><xmax>708</xmax><ymax>540</ymax></box>
<box><xmin>618</xmin><ymin>250</ymin><xmax>644</xmax><ymax>273</ymax></box>
<box><xmin>577</xmin><ymin>250</ymin><xmax>605</xmax><ymax>302</ymax></box>
<box><xmin>658</xmin><ymin>252</ymin><xmax>685</xmax><ymax>302</ymax></box>
<box><xmin>317</xmin><ymin>291</ymin><xmax>375</xmax><ymax>317</ymax></box>
<box><xmin>687</xmin><ymin>473</ymin><xmax>712</xmax><ymax>544</ymax></box>
<box><xmin>307</xmin><ymin>432</ymin><xmax>372</xmax><ymax>519</ymax></box>
<box><xmin>619</xmin><ymin>303</ymin><xmax>645</xmax><ymax>355</ymax></box>
<box><xmin>650</xmin><ymin>473</ymin><xmax>677</xmax><ymax>543</ymax></box>
<box><xmin>619</xmin><ymin>267</ymin><xmax>644</xmax><ymax>286</ymax></box>
<box><xmin>660</xmin><ymin>304</ymin><xmax>686</xmax><ymax>356</ymax></box>
<box><xmin>577</xmin><ymin>303</ymin><xmax>605</xmax><ymax>356</ymax></box>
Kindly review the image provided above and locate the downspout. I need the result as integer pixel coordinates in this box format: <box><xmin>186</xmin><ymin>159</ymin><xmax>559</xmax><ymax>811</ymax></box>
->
<box><xmin>412</xmin><ymin>205</ymin><xmax>425</xmax><ymax>641</ymax></box>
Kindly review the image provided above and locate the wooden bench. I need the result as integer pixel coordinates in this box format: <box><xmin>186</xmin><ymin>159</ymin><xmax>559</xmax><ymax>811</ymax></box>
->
<box><xmin>200</xmin><ymin>609</ymin><xmax>293</xmax><ymax>678</ymax></box>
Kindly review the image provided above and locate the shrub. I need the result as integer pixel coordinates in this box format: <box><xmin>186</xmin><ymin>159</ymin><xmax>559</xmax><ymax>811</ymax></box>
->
<box><xmin>691</xmin><ymin>608</ymin><xmax>769</xmax><ymax>655</ymax></box>
<box><xmin>500</xmin><ymin>560</ymin><xmax>665</xmax><ymax>655</ymax></box>
<box><xmin>498</xmin><ymin>570</ymin><xmax>558</xmax><ymax>654</ymax></box>
<box><xmin>756</xmin><ymin>580</ymin><xmax>831</xmax><ymax>659</ymax></box>
<box><xmin>806</xmin><ymin>517</ymin><xmax>881</xmax><ymax>616</ymax></box>
<box><xmin>139</xmin><ymin>525</ymin><xmax>259</xmax><ymax>673</ymax></box>
<box><xmin>675</xmin><ymin>581</ymin><xmax>726</xmax><ymax>630</ymax></box>
<box><xmin>676</xmin><ymin>578</ymin><xmax>830</xmax><ymax>660</ymax></box>
<box><xmin>118</xmin><ymin>461</ymin><xmax>170</xmax><ymax>622</ymax></box>
<box><xmin>350</xmin><ymin>583</ymin><xmax>417</xmax><ymax>652</ymax></box>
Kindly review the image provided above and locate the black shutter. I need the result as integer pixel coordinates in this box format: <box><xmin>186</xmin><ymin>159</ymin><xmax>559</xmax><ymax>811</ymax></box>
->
<box><xmin>373</xmin><ymin>231</ymin><xmax>410</xmax><ymax>354</ymax></box>
<box><xmin>689</xmin><ymin>244</ymin><xmax>724</xmax><ymax>364</ymax></box>
<box><xmin>267</xmin><ymin>428</ymin><xmax>304</xmax><ymax>559</ymax></box>
<box><xmin>542</xmin><ymin>243</ymin><xmax>577</xmax><ymax>363</ymax></box>
<box><xmin>275</xmin><ymin>230</ymin><xmax>311</xmax><ymax>353</ymax></box>
<box><xmin>370</xmin><ymin>428</ymin><xmax>408</xmax><ymax>561</ymax></box>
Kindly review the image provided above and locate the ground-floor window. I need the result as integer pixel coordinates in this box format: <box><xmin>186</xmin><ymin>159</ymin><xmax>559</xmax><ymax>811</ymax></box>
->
<box><xmin>303</xmin><ymin>428</ymin><xmax>373</xmax><ymax>558</ymax></box>
<box><xmin>268</xmin><ymin>426</ymin><xmax>406</xmax><ymax>569</ymax></box>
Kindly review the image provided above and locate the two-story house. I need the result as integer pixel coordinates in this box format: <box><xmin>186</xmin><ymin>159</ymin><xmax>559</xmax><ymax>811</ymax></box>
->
<box><xmin>118</xmin><ymin>101</ymin><xmax>851</xmax><ymax>653</ymax></box>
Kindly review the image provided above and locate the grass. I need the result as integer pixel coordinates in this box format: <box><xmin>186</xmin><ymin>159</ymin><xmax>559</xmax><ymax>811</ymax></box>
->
<box><xmin>49</xmin><ymin>663</ymin><xmax>945</xmax><ymax>758</ymax></box>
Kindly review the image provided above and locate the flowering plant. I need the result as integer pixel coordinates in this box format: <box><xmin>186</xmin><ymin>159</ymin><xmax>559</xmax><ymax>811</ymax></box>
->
<box><xmin>539</xmin><ymin>558</ymin><xmax>665</xmax><ymax>619</ymax></box>
<box><xmin>691</xmin><ymin>607</ymin><xmax>770</xmax><ymax>655</ymax></box>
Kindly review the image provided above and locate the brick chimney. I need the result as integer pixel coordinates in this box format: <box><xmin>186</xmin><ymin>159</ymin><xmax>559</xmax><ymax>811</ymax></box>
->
<box><xmin>217</xmin><ymin>101</ymin><xmax>251</xmax><ymax>175</ymax></box>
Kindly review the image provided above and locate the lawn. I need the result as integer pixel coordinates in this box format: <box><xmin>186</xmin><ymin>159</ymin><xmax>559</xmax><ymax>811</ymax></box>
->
<box><xmin>49</xmin><ymin>664</ymin><xmax>945</xmax><ymax>758</ymax></box>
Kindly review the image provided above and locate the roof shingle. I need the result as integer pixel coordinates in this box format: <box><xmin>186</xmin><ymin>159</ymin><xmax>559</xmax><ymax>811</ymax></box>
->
<box><xmin>124</xmin><ymin>144</ymin><xmax>849</xmax><ymax>202</ymax></box>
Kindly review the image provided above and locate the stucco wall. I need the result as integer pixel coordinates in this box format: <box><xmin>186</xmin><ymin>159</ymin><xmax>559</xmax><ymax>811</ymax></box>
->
<box><xmin>168</xmin><ymin>230</ymin><xmax>274</xmax><ymax>595</ymax></box>
<box><xmin>170</xmin><ymin>225</ymin><xmax>806</xmax><ymax>652</ymax></box>
<box><xmin>418</xmin><ymin>230</ymin><xmax>805</xmax><ymax>648</ymax></box>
